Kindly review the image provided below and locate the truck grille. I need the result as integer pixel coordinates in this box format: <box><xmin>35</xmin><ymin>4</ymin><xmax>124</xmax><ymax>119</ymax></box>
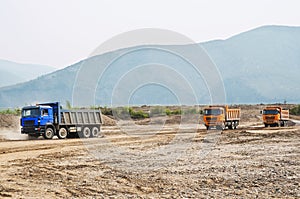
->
<box><xmin>24</xmin><ymin>120</ymin><xmax>35</xmax><ymax>126</ymax></box>
<box><xmin>265</xmin><ymin>116</ymin><xmax>275</xmax><ymax>123</ymax></box>
<box><xmin>206</xmin><ymin>117</ymin><xmax>217</xmax><ymax>121</ymax></box>
<box><xmin>22</xmin><ymin>127</ymin><xmax>35</xmax><ymax>133</ymax></box>
<box><xmin>266</xmin><ymin>116</ymin><xmax>275</xmax><ymax>120</ymax></box>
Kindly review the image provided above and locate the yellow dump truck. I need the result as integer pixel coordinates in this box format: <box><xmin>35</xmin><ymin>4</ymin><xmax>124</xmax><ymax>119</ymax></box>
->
<box><xmin>203</xmin><ymin>105</ymin><xmax>241</xmax><ymax>130</ymax></box>
<box><xmin>262</xmin><ymin>106</ymin><xmax>289</xmax><ymax>127</ymax></box>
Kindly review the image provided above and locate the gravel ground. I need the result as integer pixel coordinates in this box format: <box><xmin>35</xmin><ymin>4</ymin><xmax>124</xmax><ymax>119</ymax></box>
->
<box><xmin>0</xmin><ymin>107</ymin><xmax>299</xmax><ymax>198</ymax></box>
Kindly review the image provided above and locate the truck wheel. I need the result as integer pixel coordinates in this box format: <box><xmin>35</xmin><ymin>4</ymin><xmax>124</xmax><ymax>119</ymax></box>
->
<box><xmin>58</xmin><ymin>128</ymin><xmax>68</xmax><ymax>139</ymax></box>
<box><xmin>233</xmin><ymin>122</ymin><xmax>237</xmax><ymax>129</ymax></box>
<box><xmin>91</xmin><ymin>127</ymin><xmax>100</xmax><ymax>138</ymax></box>
<box><xmin>43</xmin><ymin>128</ymin><xmax>54</xmax><ymax>139</ymax></box>
<box><xmin>228</xmin><ymin>125</ymin><xmax>233</xmax><ymax>130</ymax></box>
<box><xmin>81</xmin><ymin>127</ymin><xmax>91</xmax><ymax>138</ymax></box>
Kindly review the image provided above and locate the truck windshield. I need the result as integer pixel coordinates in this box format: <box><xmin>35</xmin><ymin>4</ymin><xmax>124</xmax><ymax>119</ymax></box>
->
<box><xmin>22</xmin><ymin>108</ymin><xmax>40</xmax><ymax>118</ymax></box>
<box><xmin>263</xmin><ymin>110</ymin><xmax>279</xmax><ymax>115</ymax></box>
<box><xmin>204</xmin><ymin>109</ymin><xmax>222</xmax><ymax>115</ymax></box>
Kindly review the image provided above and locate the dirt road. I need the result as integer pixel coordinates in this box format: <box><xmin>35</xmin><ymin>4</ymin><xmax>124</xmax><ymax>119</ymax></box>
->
<box><xmin>0</xmin><ymin>120</ymin><xmax>299</xmax><ymax>198</ymax></box>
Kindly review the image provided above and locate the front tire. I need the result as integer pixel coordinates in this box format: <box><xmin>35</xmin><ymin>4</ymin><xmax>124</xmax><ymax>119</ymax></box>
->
<box><xmin>43</xmin><ymin>128</ymin><xmax>54</xmax><ymax>139</ymax></box>
<box><xmin>58</xmin><ymin>127</ymin><xmax>68</xmax><ymax>139</ymax></box>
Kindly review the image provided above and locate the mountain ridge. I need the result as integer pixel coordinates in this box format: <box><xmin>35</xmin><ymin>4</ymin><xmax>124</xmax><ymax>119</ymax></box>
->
<box><xmin>1</xmin><ymin>25</ymin><xmax>300</xmax><ymax>107</ymax></box>
<box><xmin>0</xmin><ymin>59</ymin><xmax>56</xmax><ymax>88</ymax></box>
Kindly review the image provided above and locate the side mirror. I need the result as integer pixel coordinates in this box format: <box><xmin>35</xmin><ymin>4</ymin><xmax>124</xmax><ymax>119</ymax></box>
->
<box><xmin>260</xmin><ymin>110</ymin><xmax>263</xmax><ymax>114</ymax></box>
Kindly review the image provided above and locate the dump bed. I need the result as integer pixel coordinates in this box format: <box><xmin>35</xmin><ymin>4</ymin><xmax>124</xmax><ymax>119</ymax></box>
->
<box><xmin>61</xmin><ymin>110</ymin><xmax>102</xmax><ymax>125</ymax></box>
<box><xmin>280</xmin><ymin>109</ymin><xmax>289</xmax><ymax>120</ymax></box>
<box><xmin>225</xmin><ymin>108</ymin><xmax>241</xmax><ymax>121</ymax></box>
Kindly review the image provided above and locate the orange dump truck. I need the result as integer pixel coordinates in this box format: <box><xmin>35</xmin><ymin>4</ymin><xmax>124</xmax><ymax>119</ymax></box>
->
<box><xmin>203</xmin><ymin>105</ymin><xmax>241</xmax><ymax>130</ymax></box>
<box><xmin>262</xmin><ymin>106</ymin><xmax>289</xmax><ymax>127</ymax></box>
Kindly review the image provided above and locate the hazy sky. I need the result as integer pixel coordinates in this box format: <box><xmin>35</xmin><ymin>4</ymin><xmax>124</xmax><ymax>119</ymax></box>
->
<box><xmin>0</xmin><ymin>0</ymin><xmax>299</xmax><ymax>69</ymax></box>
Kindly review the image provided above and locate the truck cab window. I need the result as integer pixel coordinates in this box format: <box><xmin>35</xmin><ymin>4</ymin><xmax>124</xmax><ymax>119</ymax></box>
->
<box><xmin>42</xmin><ymin>109</ymin><xmax>49</xmax><ymax>116</ymax></box>
<box><xmin>204</xmin><ymin>109</ymin><xmax>222</xmax><ymax>115</ymax></box>
<box><xmin>263</xmin><ymin>110</ymin><xmax>279</xmax><ymax>115</ymax></box>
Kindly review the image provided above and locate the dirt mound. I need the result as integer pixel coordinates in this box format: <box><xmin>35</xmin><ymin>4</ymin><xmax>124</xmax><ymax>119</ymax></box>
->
<box><xmin>0</xmin><ymin>115</ymin><xmax>24</xmax><ymax>140</ymax></box>
<box><xmin>0</xmin><ymin>114</ymin><xmax>19</xmax><ymax>128</ymax></box>
<box><xmin>102</xmin><ymin>115</ymin><xmax>116</xmax><ymax>126</ymax></box>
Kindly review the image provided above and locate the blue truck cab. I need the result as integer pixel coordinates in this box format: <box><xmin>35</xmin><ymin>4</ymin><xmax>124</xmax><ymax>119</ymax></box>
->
<box><xmin>21</xmin><ymin>102</ymin><xmax>60</xmax><ymax>138</ymax></box>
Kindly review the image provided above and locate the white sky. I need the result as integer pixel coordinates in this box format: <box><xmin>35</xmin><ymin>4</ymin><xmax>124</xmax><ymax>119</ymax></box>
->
<box><xmin>0</xmin><ymin>0</ymin><xmax>299</xmax><ymax>69</ymax></box>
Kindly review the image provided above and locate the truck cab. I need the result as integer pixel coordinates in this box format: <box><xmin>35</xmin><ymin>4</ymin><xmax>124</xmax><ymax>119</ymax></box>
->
<box><xmin>203</xmin><ymin>107</ymin><xmax>225</xmax><ymax>130</ymax></box>
<box><xmin>21</xmin><ymin>105</ymin><xmax>54</xmax><ymax>137</ymax></box>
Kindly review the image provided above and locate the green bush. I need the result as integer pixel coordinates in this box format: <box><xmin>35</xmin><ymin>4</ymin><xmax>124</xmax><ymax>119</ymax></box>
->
<box><xmin>129</xmin><ymin>107</ymin><xmax>149</xmax><ymax>119</ymax></box>
<box><xmin>0</xmin><ymin>108</ymin><xmax>21</xmax><ymax>115</ymax></box>
<box><xmin>166</xmin><ymin>109</ymin><xmax>171</xmax><ymax>116</ymax></box>
<box><xmin>165</xmin><ymin>108</ymin><xmax>182</xmax><ymax>116</ymax></box>
<box><xmin>112</xmin><ymin>107</ymin><xmax>149</xmax><ymax>119</ymax></box>
<box><xmin>290</xmin><ymin>105</ymin><xmax>300</xmax><ymax>115</ymax></box>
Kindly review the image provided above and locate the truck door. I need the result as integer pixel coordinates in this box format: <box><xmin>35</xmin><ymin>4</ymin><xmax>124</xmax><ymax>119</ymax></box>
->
<box><xmin>40</xmin><ymin>108</ymin><xmax>53</xmax><ymax>125</ymax></box>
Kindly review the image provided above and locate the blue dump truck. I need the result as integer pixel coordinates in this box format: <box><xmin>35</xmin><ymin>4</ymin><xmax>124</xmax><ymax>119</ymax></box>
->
<box><xmin>21</xmin><ymin>102</ymin><xmax>103</xmax><ymax>139</ymax></box>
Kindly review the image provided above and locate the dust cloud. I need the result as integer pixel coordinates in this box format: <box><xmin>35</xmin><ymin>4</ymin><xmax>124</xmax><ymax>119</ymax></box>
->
<box><xmin>0</xmin><ymin>128</ymin><xmax>28</xmax><ymax>140</ymax></box>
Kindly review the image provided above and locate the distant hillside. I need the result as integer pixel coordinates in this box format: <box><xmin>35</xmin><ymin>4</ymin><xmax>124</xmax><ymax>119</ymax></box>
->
<box><xmin>0</xmin><ymin>64</ymin><xmax>79</xmax><ymax>108</ymax></box>
<box><xmin>202</xmin><ymin>25</ymin><xmax>300</xmax><ymax>103</ymax></box>
<box><xmin>0</xmin><ymin>25</ymin><xmax>300</xmax><ymax>108</ymax></box>
<box><xmin>0</xmin><ymin>60</ymin><xmax>56</xmax><ymax>87</ymax></box>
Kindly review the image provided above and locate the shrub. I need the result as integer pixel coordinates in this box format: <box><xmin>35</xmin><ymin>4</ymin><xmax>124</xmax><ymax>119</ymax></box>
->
<box><xmin>290</xmin><ymin>105</ymin><xmax>300</xmax><ymax>115</ymax></box>
<box><xmin>165</xmin><ymin>108</ymin><xmax>182</xmax><ymax>116</ymax></box>
<box><xmin>0</xmin><ymin>108</ymin><xmax>21</xmax><ymax>115</ymax></box>
<box><xmin>112</xmin><ymin>107</ymin><xmax>149</xmax><ymax>119</ymax></box>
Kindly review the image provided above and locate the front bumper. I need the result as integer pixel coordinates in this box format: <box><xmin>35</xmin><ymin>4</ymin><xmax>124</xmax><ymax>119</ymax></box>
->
<box><xmin>21</xmin><ymin>126</ymin><xmax>45</xmax><ymax>134</ymax></box>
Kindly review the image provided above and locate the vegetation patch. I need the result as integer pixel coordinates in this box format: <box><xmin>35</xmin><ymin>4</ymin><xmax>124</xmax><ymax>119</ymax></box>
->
<box><xmin>290</xmin><ymin>104</ymin><xmax>300</xmax><ymax>115</ymax></box>
<box><xmin>0</xmin><ymin>108</ymin><xmax>21</xmax><ymax>115</ymax></box>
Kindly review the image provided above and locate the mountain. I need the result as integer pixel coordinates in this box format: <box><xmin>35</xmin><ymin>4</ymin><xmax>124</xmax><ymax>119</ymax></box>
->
<box><xmin>202</xmin><ymin>25</ymin><xmax>300</xmax><ymax>103</ymax></box>
<box><xmin>0</xmin><ymin>60</ymin><xmax>56</xmax><ymax>87</ymax></box>
<box><xmin>0</xmin><ymin>25</ymin><xmax>300</xmax><ymax>108</ymax></box>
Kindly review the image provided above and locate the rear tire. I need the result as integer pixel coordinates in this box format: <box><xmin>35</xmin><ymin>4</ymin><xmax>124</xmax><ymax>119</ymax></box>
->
<box><xmin>58</xmin><ymin>127</ymin><xmax>68</xmax><ymax>139</ymax></box>
<box><xmin>81</xmin><ymin>127</ymin><xmax>91</xmax><ymax>138</ymax></box>
<box><xmin>91</xmin><ymin>127</ymin><xmax>100</xmax><ymax>138</ymax></box>
<box><xmin>43</xmin><ymin>128</ymin><xmax>54</xmax><ymax>139</ymax></box>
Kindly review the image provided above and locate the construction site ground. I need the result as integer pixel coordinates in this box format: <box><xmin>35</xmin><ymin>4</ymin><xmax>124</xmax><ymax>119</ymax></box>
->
<box><xmin>0</xmin><ymin>105</ymin><xmax>299</xmax><ymax>198</ymax></box>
